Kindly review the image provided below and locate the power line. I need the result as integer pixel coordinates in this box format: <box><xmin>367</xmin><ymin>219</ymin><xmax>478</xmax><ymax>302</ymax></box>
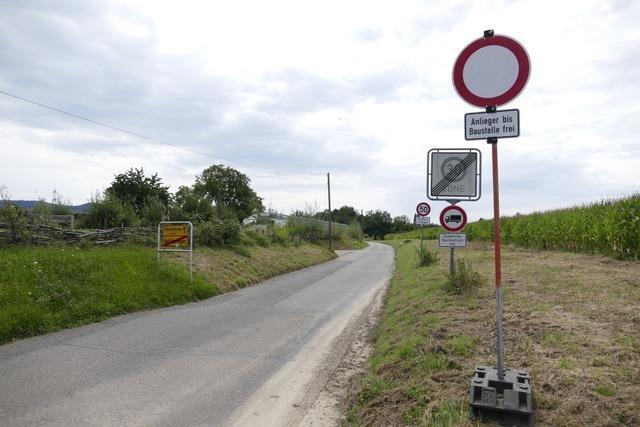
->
<box><xmin>0</xmin><ymin>89</ymin><xmax>312</xmax><ymax>177</ymax></box>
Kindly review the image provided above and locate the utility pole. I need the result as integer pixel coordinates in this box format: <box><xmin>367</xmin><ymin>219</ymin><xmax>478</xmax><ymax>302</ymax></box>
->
<box><xmin>327</xmin><ymin>173</ymin><xmax>332</xmax><ymax>251</ymax></box>
<box><xmin>360</xmin><ymin>208</ymin><xmax>363</xmax><ymax>244</ymax></box>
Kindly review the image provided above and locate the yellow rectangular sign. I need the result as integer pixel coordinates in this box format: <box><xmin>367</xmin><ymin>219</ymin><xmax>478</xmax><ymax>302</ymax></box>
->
<box><xmin>161</xmin><ymin>223</ymin><xmax>189</xmax><ymax>249</ymax></box>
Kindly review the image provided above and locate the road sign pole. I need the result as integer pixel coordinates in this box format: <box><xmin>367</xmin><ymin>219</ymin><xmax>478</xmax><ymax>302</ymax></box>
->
<box><xmin>449</xmin><ymin>247</ymin><xmax>455</xmax><ymax>274</ymax></box>
<box><xmin>420</xmin><ymin>225</ymin><xmax>424</xmax><ymax>261</ymax></box>
<box><xmin>489</xmin><ymin>116</ymin><xmax>504</xmax><ymax>381</ymax></box>
<box><xmin>327</xmin><ymin>173</ymin><xmax>332</xmax><ymax>251</ymax></box>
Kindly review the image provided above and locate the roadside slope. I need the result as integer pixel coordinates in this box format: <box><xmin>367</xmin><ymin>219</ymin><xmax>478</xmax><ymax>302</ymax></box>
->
<box><xmin>346</xmin><ymin>240</ymin><xmax>640</xmax><ymax>426</ymax></box>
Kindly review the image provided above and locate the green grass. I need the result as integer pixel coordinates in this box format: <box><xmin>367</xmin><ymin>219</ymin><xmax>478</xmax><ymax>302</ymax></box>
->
<box><xmin>0</xmin><ymin>242</ymin><xmax>335</xmax><ymax>344</ymax></box>
<box><xmin>346</xmin><ymin>240</ymin><xmax>478</xmax><ymax>425</ymax></box>
<box><xmin>386</xmin><ymin>226</ymin><xmax>442</xmax><ymax>240</ymax></box>
<box><xmin>596</xmin><ymin>385</ymin><xmax>616</xmax><ymax>397</ymax></box>
<box><xmin>0</xmin><ymin>245</ymin><xmax>215</xmax><ymax>344</ymax></box>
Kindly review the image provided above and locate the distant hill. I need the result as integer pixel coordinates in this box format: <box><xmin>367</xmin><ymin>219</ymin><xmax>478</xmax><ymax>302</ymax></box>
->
<box><xmin>6</xmin><ymin>200</ymin><xmax>92</xmax><ymax>214</ymax></box>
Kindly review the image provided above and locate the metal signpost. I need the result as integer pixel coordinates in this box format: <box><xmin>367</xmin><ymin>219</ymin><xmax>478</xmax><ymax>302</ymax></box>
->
<box><xmin>157</xmin><ymin>221</ymin><xmax>194</xmax><ymax>282</ymax></box>
<box><xmin>415</xmin><ymin>202</ymin><xmax>431</xmax><ymax>260</ymax></box>
<box><xmin>454</xmin><ymin>30</ymin><xmax>533</xmax><ymax>425</ymax></box>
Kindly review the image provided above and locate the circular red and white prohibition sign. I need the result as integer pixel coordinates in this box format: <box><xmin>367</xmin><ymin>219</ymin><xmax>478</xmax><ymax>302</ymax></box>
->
<box><xmin>440</xmin><ymin>205</ymin><xmax>467</xmax><ymax>232</ymax></box>
<box><xmin>453</xmin><ymin>34</ymin><xmax>530</xmax><ymax>108</ymax></box>
<box><xmin>416</xmin><ymin>202</ymin><xmax>431</xmax><ymax>217</ymax></box>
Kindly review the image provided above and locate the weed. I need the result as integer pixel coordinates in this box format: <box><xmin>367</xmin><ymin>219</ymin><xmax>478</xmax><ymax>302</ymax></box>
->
<box><xmin>443</xmin><ymin>258</ymin><xmax>484</xmax><ymax>295</ymax></box>
<box><xmin>591</xmin><ymin>358</ymin><xmax>608</xmax><ymax>367</ymax></box>
<box><xmin>404</xmin><ymin>384</ymin><xmax>428</xmax><ymax>400</ymax></box>
<box><xmin>596</xmin><ymin>385</ymin><xmax>616</xmax><ymax>397</ymax></box>
<box><xmin>543</xmin><ymin>331</ymin><xmax>564</xmax><ymax>346</ymax></box>
<box><xmin>428</xmin><ymin>401</ymin><xmax>467</xmax><ymax>426</ymax></box>
<box><xmin>415</xmin><ymin>244</ymin><xmax>439</xmax><ymax>267</ymax></box>
<box><xmin>447</xmin><ymin>335</ymin><xmax>475</xmax><ymax>357</ymax></box>
<box><xmin>558</xmin><ymin>357</ymin><xmax>575</xmax><ymax>369</ymax></box>
<box><xmin>358</xmin><ymin>375</ymin><xmax>392</xmax><ymax>402</ymax></box>
<box><xmin>418</xmin><ymin>353</ymin><xmax>453</xmax><ymax>372</ymax></box>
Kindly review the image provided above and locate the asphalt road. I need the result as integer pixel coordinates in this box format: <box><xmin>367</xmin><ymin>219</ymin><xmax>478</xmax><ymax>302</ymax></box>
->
<box><xmin>0</xmin><ymin>242</ymin><xmax>394</xmax><ymax>426</ymax></box>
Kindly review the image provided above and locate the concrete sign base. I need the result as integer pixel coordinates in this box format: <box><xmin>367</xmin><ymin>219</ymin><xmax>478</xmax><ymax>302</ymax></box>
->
<box><xmin>468</xmin><ymin>365</ymin><xmax>533</xmax><ymax>427</ymax></box>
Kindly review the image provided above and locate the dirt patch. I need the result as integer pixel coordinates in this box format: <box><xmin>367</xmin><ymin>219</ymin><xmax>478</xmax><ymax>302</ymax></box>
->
<box><xmin>299</xmin><ymin>281</ymin><xmax>386</xmax><ymax>426</ymax></box>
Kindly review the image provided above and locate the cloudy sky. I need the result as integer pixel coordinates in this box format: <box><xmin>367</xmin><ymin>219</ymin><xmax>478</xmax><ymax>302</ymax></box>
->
<box><xmin>1</xmin><ymin>0</ymin><xmax>638</xmax><ymax>221</ymax></box>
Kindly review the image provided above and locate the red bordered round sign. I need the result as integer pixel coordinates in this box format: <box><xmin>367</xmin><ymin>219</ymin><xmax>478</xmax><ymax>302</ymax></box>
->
<box><xmin>453</xmin><ymin>34</ymin><xmax>530</xmax><ymax>108</ymax></box>
<box><xmin>440</xmin><ymin>205</ymin><xmax>467</xmax><ymax>232</ymax></box>
<box><xmin>416</xmin><ymin>202</ymin><xmax>431</xmax><ymax>217</ymax></box>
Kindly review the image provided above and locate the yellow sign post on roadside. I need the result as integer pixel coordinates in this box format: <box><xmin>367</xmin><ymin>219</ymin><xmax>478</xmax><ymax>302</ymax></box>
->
<box><xmin>157</xmin><ymin>221</ymin><xmax>193</xmax><ymax>281</ymax></box>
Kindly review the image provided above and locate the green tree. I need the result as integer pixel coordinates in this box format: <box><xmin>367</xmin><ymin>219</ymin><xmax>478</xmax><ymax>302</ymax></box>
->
<box><xmin>362</xmin><ymin>210</ymin><xmax>393</xmax><ymax>240</ymax></box>
<box><xmin>107</xmin><ymin>168</ymin><xmax>171</xmax><ymax>215</ymax></box>
<box><xmin>391</xmin><ymin>215</ymin><xmax>415</xmax><ymax>233</ymax></box>
<box><xmin>313</xmin><ymin>205</ymin><xmax>359</xmax><ymax>225</ymax></box>
<box><xmin>85</xmin><ymin>191</ymin><xmax>136</xmax><ymax>228</ymax></box>
<box><xmin>170</xmin><ymin>185</ymin><xmax>215</xmax><ymax>222</ymax></box>
<box><xmin>32</xmin><ymin>198</ymin><xmax>51</xmax><ymax>224</ymax></box>
<box><xmin>194</xmin><ymin>165</ymin><xmax>263</xmax><ymax>221</ymax></box>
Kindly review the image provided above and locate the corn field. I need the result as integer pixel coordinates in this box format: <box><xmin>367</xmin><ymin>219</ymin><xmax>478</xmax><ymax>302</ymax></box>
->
<box><xmin>466</xmin><ymin>194</ymin><xmax>640</xmax><ymax>259</ymax></box>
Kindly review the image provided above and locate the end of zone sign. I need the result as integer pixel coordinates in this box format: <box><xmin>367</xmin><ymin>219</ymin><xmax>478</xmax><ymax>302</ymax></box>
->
<box><xmin>427</xmin><ymin>149</ymin><xmax>481</xmax><ymax>201</ymax></box>
<box><xmin>465</xmin><ymin>109</ymin><xmax>519</xmax><ymax>140</ymax></box>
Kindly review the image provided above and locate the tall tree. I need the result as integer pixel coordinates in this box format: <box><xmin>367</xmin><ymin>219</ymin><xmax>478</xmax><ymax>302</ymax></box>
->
<box><xmin>194</xmin><ymin>165</ymin><xmax>263</xmax><ymax>221</ymax></box>
<box><xmin>106</xmin><ymin>168</ymin><xmax>170</xmax><ymax>214</ymax></box>
<box><xmin>391</xmin><ymin>215</ymin><xmax>415</xmax><ymax>233</ymax></box>
<box><xmin>362</xmin><ymin>210</ymin><xmax>393</xmax><ymax>240</ymax></box>
<box><xmin>170</xmin><ymin>185</ymin><xmax>215</xmax><ymax>222</ymax></box>
<box><xmin>313</xmin><ymin>205</ymin><xmax>359</xmax><ymax>224</ymax></box>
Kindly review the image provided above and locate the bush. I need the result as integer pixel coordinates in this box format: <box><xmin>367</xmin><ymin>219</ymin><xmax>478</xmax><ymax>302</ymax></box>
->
<box><xmin>85</xmin><ymin>192</ymin><xmax>135</xmax><ymax>228</ymax></box>
<box><xmin>272</xmin><ymin>224</ymin><xmax>291</xmax><ymax>245</ymax></box>
<box><xmin>138</xmin><ymin>197</ymin><xmax>167</xmax><ymax>226</ymax></box>
<box><xmin>1</xmin><ymin>204</ymin><xmax>29</xmax><ymax>242</ymax></box>
<box><xmin>415</xmin><ymin>245</ymin><xmax>439</xmax><ymax>267</ymax></box>
<box><xmin>0</xmin><ymin>195</ymin><xmax>29</xmax><ymax>243</ymax></box>
<box><xmin>286</xmin><ymin>217</ymin><xmax>326</xmax><ymax>242</ymax></box>
<box><xmin>195</xmin><ymin>219</ymin><xmax>241</xmax><ymax>247</ymax></box>
<box><xmin>444</xmin><ymin>259</ymin><xmax>484</xmax><ymax>295</ymax></box>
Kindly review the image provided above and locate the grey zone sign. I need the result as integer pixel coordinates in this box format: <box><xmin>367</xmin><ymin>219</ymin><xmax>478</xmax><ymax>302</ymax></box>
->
<box><xmin>427</xmin><ymin>149</ymin><xmax>481</xmax><ymax>201</ymax></box>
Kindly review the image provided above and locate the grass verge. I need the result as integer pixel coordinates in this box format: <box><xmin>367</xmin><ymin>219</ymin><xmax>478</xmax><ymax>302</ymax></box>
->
<box><xmin>0</xmin><ymin>243</ymin><xmax>335</xmax><ymax>344</ymax></box>
<box><xmin>345</xmin><ymin>240</ymin><xmax>640</xmax><ymax>426</ymax></box>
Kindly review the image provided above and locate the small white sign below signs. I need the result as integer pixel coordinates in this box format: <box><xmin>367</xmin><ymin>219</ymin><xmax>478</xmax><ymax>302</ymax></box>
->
<box><xmin>465</xmin><ymin>109</ymin><xmax>519</xmax><ymax>140</ymax></box>
<box><xmin>439</xmin><ymin>233</ymin><xmax>467</xmax><ymax>247</ymax></box>
<box><xmin>414</xmin><ymin>215</ymin><xmax>431</xmax><ymax>226</ymax></box>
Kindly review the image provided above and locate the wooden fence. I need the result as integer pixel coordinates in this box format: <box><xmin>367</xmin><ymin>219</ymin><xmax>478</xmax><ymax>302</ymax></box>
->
<box><xmin>0</xmin><ymin>223</ymin><xmax>154</xmax><ymax>246</ymax></box>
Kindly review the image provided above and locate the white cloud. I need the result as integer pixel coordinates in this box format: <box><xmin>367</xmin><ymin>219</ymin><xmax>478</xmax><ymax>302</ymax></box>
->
<box><xmin>0</xmin><ymin>0</ymin><xmax>639</xmax><ymax>223</ymax></box>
